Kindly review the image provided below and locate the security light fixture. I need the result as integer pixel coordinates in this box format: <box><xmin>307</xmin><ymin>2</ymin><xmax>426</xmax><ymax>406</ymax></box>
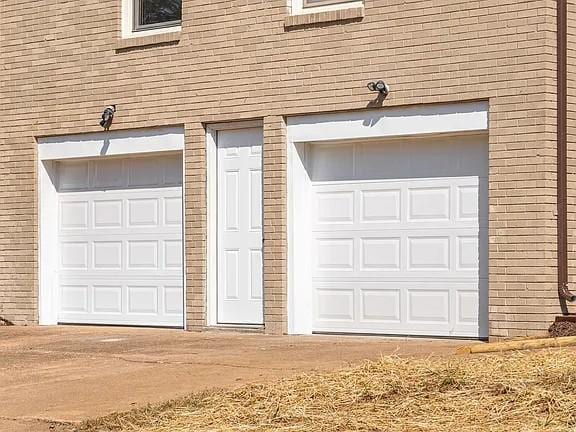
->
<box><xmin>367</xmin><ymin>80</ymin><xmax>390</xmax><ymax>96</ymax></box>
<box><xmin>100</xmin><ymin>105</ymin><xmax>117</xmax><ymax>131</ymax></box>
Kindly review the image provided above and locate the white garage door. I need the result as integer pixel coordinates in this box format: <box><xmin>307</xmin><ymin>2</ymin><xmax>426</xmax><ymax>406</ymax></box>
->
<box><xmin>310</xmin><ymin>136</ymin><xmax>488</xmax><ymax>338</ymax></box>
<box><xmin>56</xmin><ymin>154</ymin><xmax>184</xmax><ymax>327</ymax></box>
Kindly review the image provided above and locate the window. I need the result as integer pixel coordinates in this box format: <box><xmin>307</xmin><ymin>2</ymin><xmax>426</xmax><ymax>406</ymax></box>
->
<box><xmin>133</xmin><ymin>0</ymin><xmax>182</xmax><ymax>31</ymax></box>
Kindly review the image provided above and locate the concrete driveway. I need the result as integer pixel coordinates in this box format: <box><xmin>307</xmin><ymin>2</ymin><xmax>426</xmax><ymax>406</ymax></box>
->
<box><xmin>0</xmin><ymin>326</ymin><xmax>467</xmax><ymax>432</ymax></box>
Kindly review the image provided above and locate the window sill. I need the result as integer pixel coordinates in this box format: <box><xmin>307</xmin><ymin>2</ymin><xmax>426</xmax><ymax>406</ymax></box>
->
<box><xmin>115</xmin><ymin>31</ymin><xmax>181</xmax><ymax>51</ymax></box>
<box><xmin>284</xmin><ymin>6</ymin><xmax>364</xmax><ymax>29</ymax></box>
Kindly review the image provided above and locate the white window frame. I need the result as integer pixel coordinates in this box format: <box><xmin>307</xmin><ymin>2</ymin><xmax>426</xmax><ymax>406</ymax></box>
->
<box><xmin>290</xmin><ymin>0</ymin><xmax>363</xmax><ymax>15</ymax></box>
<box><xmin>122</xmin><ymin>0</ymin><xmax>182</xmax><ymax>39</ymax></box>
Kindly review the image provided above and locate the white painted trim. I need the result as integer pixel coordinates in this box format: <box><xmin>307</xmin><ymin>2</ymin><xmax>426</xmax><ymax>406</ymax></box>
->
<box><xmin>181</xmin><ymin>142</ymin><xmax>187</xmax><ymax>330</ymax></box>
<box><xmin>38</xmin><ymin>127</ymin><xmax>184</xmax><ymax>161</ymax></box>
<box><xmin>121</xmin><ymin>0</ymin><xmax>181</xmax><ymax>39</ymax></box>
<box><xmin>38</xmin><ymin>160</ymin><xmax>60</xmax><ymax>325</ymax></box>
<box><xmin>37</xmin><ymin>127</ymin><xmax>186</xmax><ymax>327</ymax></box>
<box><xmin>286</xmin><ymin>102</ymin><xmax>489</xmax><ymax>335</ymax></box>
<box><xmin>287</xmin><ymin>143</ymin><xmax>314</xmax><ymax>334</ymax></box>
<box><xmin>206</xmin><ymin>127</ymin><xmax>218</xmax><ymax>326</ymax></box>
<box><xmin>290</xmin><ymin>0</ymin><xmax>363</xmax><ymax>15</ymax></box>
<box><xmin>287</xmin><ymin>102</ymin><xmax>489</xmax><ymax>143</ymax></box>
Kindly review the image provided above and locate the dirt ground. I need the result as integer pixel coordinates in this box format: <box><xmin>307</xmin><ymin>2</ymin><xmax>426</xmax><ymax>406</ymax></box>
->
<box><xmin>0</xmin><ymin>326</ymin><xmax>467</xmax><ymax>432</ymax></box>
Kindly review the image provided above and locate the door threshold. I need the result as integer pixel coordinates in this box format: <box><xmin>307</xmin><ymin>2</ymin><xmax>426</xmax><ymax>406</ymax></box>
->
<box><xmin>204</xmin><ymin>324</ymin><xmax>265</xmax><ymax>333</ymax></box>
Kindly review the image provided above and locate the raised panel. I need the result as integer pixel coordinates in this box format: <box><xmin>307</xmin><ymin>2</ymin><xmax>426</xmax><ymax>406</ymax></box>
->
<box><xmin>361</xmin><ymin>290</ymin><xmax>400</xmax><ymax>321</ymax></box>
<box><xmin>224</xmin><ymin>146</ymin><xmax>239</xmax><ymax>157</ymax></box>
<box><xmin>408</xmin><ymin>290</ymin><xmax>449</xmax><ymax>323</ymax></box>
<box><xmin>250</xmin><ymin>144</ymin><xmax>262</xmax><ymax>155</ymax></box>
<box><xmin>316</xmin><ymin>192</ymin><xmax>354</xmax><ymax>224</ymax></box>
<box><xmin>58</xmin><ymin>161</ymin><xmax>89</xmax><ymax>191</ymax></box>
<box><xmin>408</xmin><ymin>237</ymin><xmax>450</xmax><ymax>270</ymax></box>
<box><xmin>316</xmin><ymin>290</ymin><xmax>354</xmax><ymax>321</ymax></box>
<box><xmin>93</xmin><ymin>241</ymin><xmax>122</xmax><ymax>269</ymax></box>
<box><xmin>164</xmin><ymin>286</ymin><xmax>183</xmax><ymax>314</ymax></box>
<box><xmin>93</xmin><ymin>286</ymin><xmax>122</xmax><ymax>313</ymax></box>
<box><xmin>249</xmin><ymin>170</ymin><xmax>262</xmax><ymax>230</ymax></box>
<box><xmin>360</xmin><ymin>190</ymin><xmax>401</xmax><ymax>222</ymax></box>
<box><xmin>316</xmin><ymin>239</ymin><xmax>354</xmax><ymax>270</ymax></box>
<box><xmin>60</xmin><ymin>285</ymin><xmax>89</xmax><ymax>312</ymax></box>
<box><xmin>94</xmin><ymin>159</ymin><xmax>124</xmax><ymax>188</ymax></box>
<box><xmin>61</xmin><ymin>242</ymin><xmax>88</xmax><ymax>269</ymax></box>
<box><xmin>164</xmin><ymin>197</ymin><xmax>182</xmax><ymax>226</ymax></box>
<box><xmin>128</xmin><ymin>158</ymin><xmax>161</xmax><ymax>187</ymax></box>
<box><xmin>458</xmin><ymin>236</ymin><xmax>479</xmax><ymax>270</ymax></box>
<box><xmin>458</xmin><ymin>185</ymin><xmax>479</xmax><ymax>219</ymax></box>
<box><xmin>127</xmin><ymin>286</ymin><xmax>158</xmax><ymax>314</ymax></box>
<box><xmin>224</xmin><ymin>250</ymin><xmax>239</xmax><ymax>299</ymax></box>
<box><xmin>458</xmin><ymin>291</ymin><xmax>479</xmax><ymax>324</ymax></box>
<box><xmin>128</xmin><ymin>241</ymin><xmax>158</xmax><ymax>269</ymax></box>
<box><xmin>409</xmin><ymin>187</ymin><xmax>450</xmax><ymax>220</ymax></box>
<box><xmin>93</xmin><ymin>200</ymin><xmax>123</xmax><ymax>228</ymax></box>
<box><xmin>360</xmin><ymin>238</ymin><xmax>400</xmax><ymax>270</ymax></box>
<box><xmin>60</xmin><ymin>201</ymin><xmax>88</xmax><ymax>229</ymax></box>
<box><xmin>128</xmin><ymin>199</ymin><xmax>158</xmax><ymax>227</ymax></box>
<box><xmin>164</xmin><ymin>240</ymin><xmax>182</xmax><ymax>269</ymax></box>
<box><xmin>249</xmin><ymin>249</ymin><xmax>263</xmax><ymax>300</ymax></box>
<box><xmin>224</xmin><ymin>171</ymin><xmax>239</xmax><ymax>231</ymax></box>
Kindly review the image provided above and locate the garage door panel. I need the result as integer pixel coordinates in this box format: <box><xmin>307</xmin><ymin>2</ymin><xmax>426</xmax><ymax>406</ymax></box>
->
<box><xmin>93</xmin><ymin>285</ymin><xmax>122</xmax><ymax>313</ymax></box>
<box><xmin>310</xmin><ymin>138</ymin><xmax>487</xmax><ymax>338</ymax></box>
<box><xmin>313</xmin><ymin>280</ymin><xmax>481</xmax><ymax>336</ymax></box>
<box><xmin>57</xmin><ymin>155</ymin><xmax>183</xmax><ymax>328</ymax></box>
<box><xmin>93</xmin><ymin>241</ymin><xmax>122</xmax><ymax>269</ymax></box>
<box><xmin>58</xmin><ymin>280</ymin><xmax>183</xmax><ymax>326</ymax></box>
<box><xmin>407</xmin><ymin>290</ymin><xmax>450</xmax><ymax>323</ymax></box>
<box><xmin>60</xmin><ymin>201</ymin><xmax>89</xmax><ymax>229</ymax></box>
<box><xmin>408</xmin><ymin>237</ymin><xmax>450</xmax><ymax>270</ymax></box>
<box><xmin>360</xmin><ymin>189</ymin><xmax>401</xmax><ymax>223</ymax></box>
<box><xmin>93</xmin><ymin>200</ymin><xmax>123</xmax><ymax>228</ymax></box>
<box><xmin>360</xmin><ymin>237</ymin><xmax>401</xmax><ymax>271</ymax></box>
<box><xmin>360</xmin><ymin>290</ymin><xmax>401</xmax><ymax>322</ymax></box>
<box><xmin>315</xmin><ymin>289</ymin><xmax>355</xmax><ymax>321</ymax></box>
<box><xmin>61</xmin><ymin>242</ymin><xmax>89</xmax><ymax>270</ymax></box>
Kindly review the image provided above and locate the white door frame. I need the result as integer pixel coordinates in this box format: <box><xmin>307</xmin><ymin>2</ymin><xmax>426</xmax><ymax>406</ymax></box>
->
<box><xmin>206</xmin><ymin>120</ymin><xmax>264</xmax><ymax>327</ymax></box>
<box><xmin>286</xmin><ymin>102</ymin><xmax>490</xmax><ymax>335</ymax></box>
<box><xmin>37</xmin><ymin>126</ymin><xmax>185</xmax><ymax>326</ymax></box>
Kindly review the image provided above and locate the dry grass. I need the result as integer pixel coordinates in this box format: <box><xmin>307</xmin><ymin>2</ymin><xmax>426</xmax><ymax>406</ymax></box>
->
<box><xmin>77</xmin><ymin>350</ymin><xmax>576</xmax><ymax>432</ymax></box>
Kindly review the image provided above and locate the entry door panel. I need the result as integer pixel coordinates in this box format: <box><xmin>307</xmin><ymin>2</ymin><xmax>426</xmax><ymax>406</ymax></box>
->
<box><xmin>217</xmin><ymin>128</ymin><xmax>263</xmax><ymax>324</ymax></box>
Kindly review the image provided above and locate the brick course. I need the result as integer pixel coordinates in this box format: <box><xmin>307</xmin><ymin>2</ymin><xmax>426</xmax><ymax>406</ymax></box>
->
<box><xmin>0</xmin><ymin>0</ymin><xmax>571</xmax><ymax>337</ymax></box>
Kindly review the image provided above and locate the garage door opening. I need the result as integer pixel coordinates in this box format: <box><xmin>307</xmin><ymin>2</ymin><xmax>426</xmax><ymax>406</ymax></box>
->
<box><xmin>289</xmin><ymin>134</ymin><xmax>488</xmax><ymax>338</ymax></box>
<box><xmin>43</xmin><ymin>153</ymin><xmax>184</xmax><ymax>328</ymax></box>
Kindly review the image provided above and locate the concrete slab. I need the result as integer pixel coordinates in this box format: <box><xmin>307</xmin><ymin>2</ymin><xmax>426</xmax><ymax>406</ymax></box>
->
<box><xmin>0</xmin><ymin>326</ymin><xmax>467</xmax><ymax>431</ymax></box>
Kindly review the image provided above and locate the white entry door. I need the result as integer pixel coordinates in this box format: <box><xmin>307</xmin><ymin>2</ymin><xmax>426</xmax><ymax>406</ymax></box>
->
<box><xmin>309</xmin><ymin>136</ymin><xmax>488</xmax><ymax>338</ymax></box>
<box><xmin>217</xmin><ymin>128</ymin><xmax>264</xmax><ymax>324</ymax></box>
<box><xmin>57</xmin><ymin>154</ymin><xmax>184</xmax><ymax>327</ymax></box>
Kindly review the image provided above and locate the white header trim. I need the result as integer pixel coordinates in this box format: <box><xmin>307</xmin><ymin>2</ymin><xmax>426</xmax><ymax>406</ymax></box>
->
<box><xmin>287</xmin><ymin>102</ymin><xmax>488</xmax><ymax>143</ymax></box>
<box><xmin>38</xmin><ymin>126</ymin><xmax>184</xmax><ymax>160</ymax></box>
<box><xmin>290</xmin><ymin>0</ymin><xmax>363</xmax><ymax>15</ymax></box>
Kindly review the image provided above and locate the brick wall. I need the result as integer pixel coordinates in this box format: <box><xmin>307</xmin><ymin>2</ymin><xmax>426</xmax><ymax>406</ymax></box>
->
<box><xmin>0</xmin><ymin>0</ymin><xmax>566</xmax><ymax>336</ymax></box>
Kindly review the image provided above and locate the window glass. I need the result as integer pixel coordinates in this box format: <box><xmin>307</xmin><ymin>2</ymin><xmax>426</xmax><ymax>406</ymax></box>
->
<box><xmin>137</xmin><ymin>0</ymin><xmax>181</xmax><ymax>28</ymax></box>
